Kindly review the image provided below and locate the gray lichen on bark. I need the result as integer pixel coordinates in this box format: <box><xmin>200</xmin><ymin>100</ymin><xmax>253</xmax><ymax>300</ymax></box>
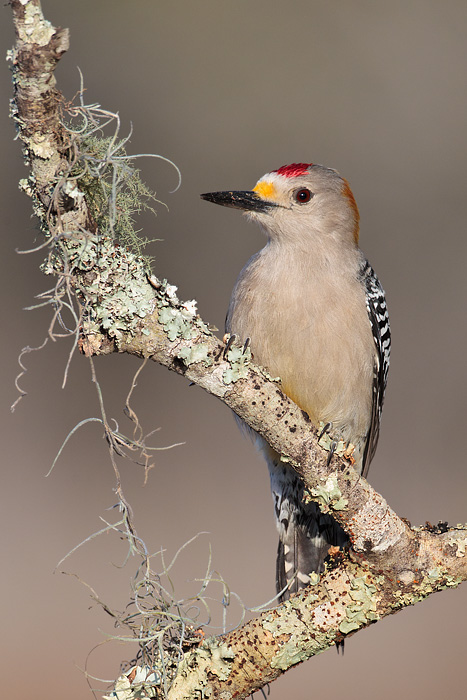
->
<box><xmin>8</xmin><ymin>2</ymin><xmax>467</xmax><ymax>699</ymax></box>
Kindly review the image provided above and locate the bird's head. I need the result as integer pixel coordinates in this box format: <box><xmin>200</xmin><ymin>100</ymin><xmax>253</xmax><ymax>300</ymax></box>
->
<box><xmin>201</xmin><ymin>163</ymin><xmax>360</xmax><ymax>248</ymax></box>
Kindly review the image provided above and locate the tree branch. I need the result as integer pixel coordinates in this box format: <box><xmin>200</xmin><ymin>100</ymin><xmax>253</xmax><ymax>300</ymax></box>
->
<box><xmin>8</xmin><ymin>2</ymin><xmax>467</xmax><ymax>698</ymax></box>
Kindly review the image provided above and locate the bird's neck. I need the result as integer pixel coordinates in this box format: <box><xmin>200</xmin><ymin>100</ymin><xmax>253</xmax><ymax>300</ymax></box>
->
<box><xmin>261</xmin><ymin>231</ymin><xmax>362</xmax><ymax>278</ymax></box>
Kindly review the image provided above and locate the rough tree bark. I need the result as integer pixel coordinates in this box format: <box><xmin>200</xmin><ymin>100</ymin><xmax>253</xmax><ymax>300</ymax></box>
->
<box><xmin>8</xmin><ymin>2</ymin><xmax>467</xmax><ymax>699</ymax></box>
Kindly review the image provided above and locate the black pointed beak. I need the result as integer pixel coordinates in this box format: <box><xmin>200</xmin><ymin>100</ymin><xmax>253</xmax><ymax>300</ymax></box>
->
<box><xmin>200</xmin><ymin>190</ymin><xmax>277</xmax><ymax>213</ymax></box>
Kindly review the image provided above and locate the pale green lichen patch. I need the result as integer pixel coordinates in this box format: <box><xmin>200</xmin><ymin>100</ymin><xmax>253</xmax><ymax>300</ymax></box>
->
<box><xmin>339</xmin><ymin>577</ymin><xmax>378</xmax><ymax>634</ymax></box>
<box><xmin>392</xmin><ymin>587</ymin><xmax>423</xmax><ymax>607</ymax></box>
<box><xmin>155</xmin><ymin>280</ymin><xmax>210</xmax><ymax>343</ymax></box>
<box><xmin>418</xmin><ymin>568</ymin><xmax>450</xmax><ymax>592</ymax></box>
<box><xmin>306</xmin><ymin>473</ymin><xmax>348</xmax><ymax>512</ymax></box>
<box><xmin>427</xmin><ymin>567</ymin><xmax>441</xmax><ymax>579</ymax></box>
<box><xmin>308</xmin><ymin>572</ymin><xmax>321</xmax><ymax>586</ymax></box>
<box><xmin>168</xmin><ymin>639</ymin><xmax>234</xmax><ymax>698</ymax></box>
<box><xmin>256</xmin><ymin>366</ymin><xmax>281</xmax><ymax>383</ymax></box>
<box><xmin>223</xmin><ymin>344</ymin><xmax>251</xmax><ymax>384</ymax></box>
<box><xmin>392</xmin><ymin>566</ymin><xmax>462</xmax><ymax>609</ymax></box>
<box><xmin>423</xmin><ymin>569</ymin><xmax>462</xmax><ymax>591</ymax></box>
<box><xmin>443</xmin><ymin>574</ymin><xmax>462</xmax><ymax>588</ymax></box>
<box><xmin>264</xmin><ymin>603</ymin><xmax>335</xmax><ymax>670</ymax></box>
<box><xmin>177</xmin><ymin>343</ymin><xmax>213</xmax><ymax>367</ymax></box>
<box><xmin>447</xmin><ymin>532</ymin><xmax>467</xmax><ymax>558</ymax></box>
<box><xmin>158</xmin><ymin>305</ymin><xmax>199</xmax><ymax>342</ymax></box>
<box><xmin>43</xmin><ymin>233</ymin><xmax>156</xmax><ymax>342</ymax></box>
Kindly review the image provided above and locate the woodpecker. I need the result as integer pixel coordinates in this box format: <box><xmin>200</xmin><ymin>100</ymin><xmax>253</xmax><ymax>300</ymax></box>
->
<box><xmin>201</xmin><ymin>163</ymin><xmax>390</xmax><ymax>600</ymax></box>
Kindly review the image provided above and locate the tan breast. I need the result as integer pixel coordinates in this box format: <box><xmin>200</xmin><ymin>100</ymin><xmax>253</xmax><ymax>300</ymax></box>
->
<box><xmin>227</xmin><ymin>243</ymin><xmax>376</xmax><ymax>452</ymax></box>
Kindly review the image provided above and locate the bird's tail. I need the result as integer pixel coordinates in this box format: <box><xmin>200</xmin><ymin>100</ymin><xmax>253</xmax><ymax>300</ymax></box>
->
<box><xmin>264</xmin><ymin>444</ymin><xmax>347</xmax><ymax>601</ymax></box>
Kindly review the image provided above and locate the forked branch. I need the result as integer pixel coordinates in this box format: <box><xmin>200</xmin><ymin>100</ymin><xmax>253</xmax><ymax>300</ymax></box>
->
<box><xmin>8</xmin><ymin>2</ymin><xmax>467</xmax><ymax>699</ymax></box>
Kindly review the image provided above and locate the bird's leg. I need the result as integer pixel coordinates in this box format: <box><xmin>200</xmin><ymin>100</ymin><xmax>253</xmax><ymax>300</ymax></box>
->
<box><xmin>242</xmin><ymin>337</ymin><xmax>251</xmax><ymax>355</ymax></box>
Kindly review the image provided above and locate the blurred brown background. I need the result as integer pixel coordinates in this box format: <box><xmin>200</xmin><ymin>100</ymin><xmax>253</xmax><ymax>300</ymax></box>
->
<box><xmin>1</xmin><ymin>1</ymin><xmax>467</xmax><ymax>698</ymax></box>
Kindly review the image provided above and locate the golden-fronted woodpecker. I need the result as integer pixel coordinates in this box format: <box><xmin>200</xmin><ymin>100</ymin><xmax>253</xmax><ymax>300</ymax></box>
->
<box><xmin>201</xmin><ymin>162</ymin><xmax>390</xmax><ymax>600</ymax></box>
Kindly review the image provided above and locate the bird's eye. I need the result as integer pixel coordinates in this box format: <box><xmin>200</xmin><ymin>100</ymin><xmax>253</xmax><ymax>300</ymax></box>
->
<box><xmin>294</xmin><ymin>188</ymin><xmax>313</xmax><ymax>204</ymax></box>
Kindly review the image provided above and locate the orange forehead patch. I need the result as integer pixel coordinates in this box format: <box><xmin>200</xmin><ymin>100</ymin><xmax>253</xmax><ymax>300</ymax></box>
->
<box><xmin>253</xmin><ymin>180</ymin><xmax>277</xmax><ymax>201</ymax></box>
<box><xmin>342</xmin><ymin>179</ymin><xmax>360</xmax><ymax>243</ymax></box>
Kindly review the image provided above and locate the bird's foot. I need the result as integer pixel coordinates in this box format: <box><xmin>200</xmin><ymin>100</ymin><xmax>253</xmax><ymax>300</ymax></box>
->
<box><xmin>221</xmin><ymin>333</ymin><xmax>251</xmax><ymax>359</ymax></box>
<box><xmin>317</xmin><ymin>422</ymin><xmax>340</xmax><ymax>465</ymax></box>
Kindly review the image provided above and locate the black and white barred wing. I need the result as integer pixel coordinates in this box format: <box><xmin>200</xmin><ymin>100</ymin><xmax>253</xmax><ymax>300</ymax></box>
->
<box><xmin>360</xmin><ymin>259</ymin><xmax>391</xmax><ymax>478</ymax></box>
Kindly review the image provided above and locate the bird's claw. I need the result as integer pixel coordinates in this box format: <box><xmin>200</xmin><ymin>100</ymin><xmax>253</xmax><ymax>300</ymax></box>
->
<box><xmin>221</xmin><ymin>333</ymin><xmax>250</xmax><ymax>359</ymax></box>
<box><xmin>223</xmin><ymin>333</ymin><xmax>238</xmax><ymax>358</ymax></box>
<box><xmin>318</xmin><ymin>421</ymin><xmax>333</xmax><ymax>441</ymax></box>
<box><xmin>326</xmin><ymin>440</ymin><xmax>337</xmax><ymax>467</ymax></box>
